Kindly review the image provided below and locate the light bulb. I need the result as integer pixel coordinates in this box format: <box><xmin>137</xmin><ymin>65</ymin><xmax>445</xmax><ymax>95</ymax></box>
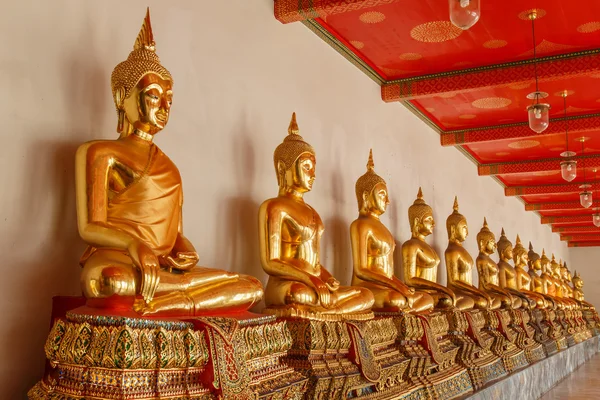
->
<box><xmin>527</xmin><ymin>103</ymin><xmax>550</xmax><ymax>133</ymax></box>
<box><xmin>449</xmin><ymin>0</ymin><xmax>480</xmax><ymax>30</ymax></box>
<box><xmin>593</xmin><ymin>214</ymin><xmax>600</xmax><ymax>227</ymax></box>
<box><xmin>580</xmin><ymin>191</ymin><xmax>593</xmax><ymax>208</ymax></box>
<box><xmin>560</xmin><ymin>160</ymin><xmax>577</xmax><ymax>182</ymax></box>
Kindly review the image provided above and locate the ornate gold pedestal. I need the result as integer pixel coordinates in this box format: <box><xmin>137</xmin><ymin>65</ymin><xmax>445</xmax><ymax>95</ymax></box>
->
<box><xmin>529</xmin><ymin>308</ymin><xmax>559</xmax><ymax>356</ymax></box>
<box><xmin>28</xmin><ymin>309</ymin><xmax>307</xmax><ymax>400</ymax></box>
<box><xmin>482</xmin><ymin>310</ymin><xmax>529</xmax><ymax>373</ymax></box>
<box><xmin>556</xmin><ymin>309</ymin><xmax>577</xmax><ymax>347</ymax></box>
<box><xmin>445</xmin><ymin>310</ymin><xmax>507</xmax><ymax>390</ymax></box>
<box><xmin>507</xmin><ymin>309</ymin><xmax>546</xmax><ymax>363</ymax></box>
<box><xmin>583</xmin><ymin>309</ymin><xmax>600</xmax><ymax>336</ymax></box>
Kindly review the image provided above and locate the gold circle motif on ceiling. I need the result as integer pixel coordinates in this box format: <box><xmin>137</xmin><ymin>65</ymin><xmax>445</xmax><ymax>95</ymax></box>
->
<box><xmin>483</xmin><ymin>39</ymin><xmax>508</xmax><ymax>49</ymax></box>
<box><xmin>518</xmin><ymin>8</ymin><xmax>547</xmax><ymax>21</ymax></box>
<box><xmin>459</xmin><ymin>114</ymin><xmax>477</xmax><ymax>119</ymax></box>
<box><xmin>508</xmin><ymin>140</ymin><xmax>540</xmax><ymax>149</ymax></box>
<box><xmin>350</xmin><ymin>40</ymin><xmax>365</xmax><ymax>49</ymax></box>
<box><xmin>359</xmin><ymin>11</ymin><xmax>386</xmax><ymax>24</ymax></box>
<box><xmin>508</xmin><ymin>82</ymin><xmax>532</xmax><ymax>90</ymax></box>
<box><xmin>472</xmin><ymin>97</ymin><xmax>512</xmax><ymax>109</ymax></box>
<box><xmin>410</xmin><ymin>21</ymin><xmax>463</xmax><ymax>43</ymax></box>
<box><xmin>577</xmin><ymin>22</ymin><xmax>600</xmax><ymax>33</ymax></box>
<box><xmin>399</xmin><ymin>52</ymin><xmax>423</xmax><ymax>61</ymax></box>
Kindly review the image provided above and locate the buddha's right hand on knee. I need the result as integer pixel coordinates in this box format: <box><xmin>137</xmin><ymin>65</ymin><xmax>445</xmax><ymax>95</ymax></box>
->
<box><xmin>128</xmin><ymin>240</ymin><xmax>161</xmax><ymax>303</ymax></box>
<box><xmin>310</xmin><ymin>276</ymin><xmax>332</xmax><ymax>309</ymax></box>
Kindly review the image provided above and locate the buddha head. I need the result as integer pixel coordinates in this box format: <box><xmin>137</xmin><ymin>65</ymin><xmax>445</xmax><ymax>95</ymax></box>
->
<box><xmin>111</xmin><ymin>9</ymin><xmax>173</xmax><ymax>137</ymax></box>
<box><xmin>512</xmin><ymin>235</ymin><xmax>529</xmax><ymax>267</ymax></box>
<box><xmin>540</xmin><ymin>249</ymin><xmax>551</xmax><ymax>274</ymax></box>
<box><xmin>408</xmin><ymin>187</ymin><xmax>434</xmax><ymax>238</ymax></box>
<box><xmin>496</xmin><ymin>228</ymin><xmax>513</xmax><ymax>262</ymax></box>
<box><xmin>477</xmin><ymin>218</ymin><xmax>496</xmax><ymax>255</ymax></box>
<box><xmin>446</xmin><ymin>197</ymin><xmax>468</xmax><ymax>243</ymax></box>
<box><xmin>560</xmin><ymin>261</ymin><xmax>570</xmax><ymax>283</ymax></box>
<box><xmin>273</xmin><ymin>113</ymin><xmax>316</xmax><ymax>194</ymax></box>
<box><xmin>528</xmin><ymin>242</ymin><xmax>542</xmax><ymax>272</ymax></box>
<box><xmin>550</xmin><ymin>254</ymin><xmax>561</xmax><ymax>278</ymax></box>
<box><xmin>572</xmin><ymin>271</ymin><xmax>584</xmax><ymax>290</ymax></box>
<box><xmin>355</xmin><ymin>149</ymin><xmax>389</xmax><ymax>216</ymax></box>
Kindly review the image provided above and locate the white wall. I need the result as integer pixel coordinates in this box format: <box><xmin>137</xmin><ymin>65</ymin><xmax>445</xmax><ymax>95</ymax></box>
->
<box><xmin>569</xmin><ymin>248</ymin><xmax>600</xmax><ymax>308</ymax></box>
<box><xmin>0</xmin><ymin>0</ymin><xmax>572</xmax><ymax>397</ymax></box>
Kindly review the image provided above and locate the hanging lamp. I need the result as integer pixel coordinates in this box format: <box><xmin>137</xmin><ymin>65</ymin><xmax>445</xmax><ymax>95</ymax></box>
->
<box><xmin>579</xmin><ymin>137</ymin><xmax>592</xmax><ymax>209</ymax></box>
<box><xmin>560</xmin><ymin>91</ymin><xmax>577</xmax><ymax>182</ymax></box>
<box><xmin>526</xmin><ymin>11</ymin><xmax>550</xmax><ymax>133</ymax></box>
<box><xmin>449</xmin><ymin>0</ymin><xmax>481</xmax><ymax>30</ymax></box>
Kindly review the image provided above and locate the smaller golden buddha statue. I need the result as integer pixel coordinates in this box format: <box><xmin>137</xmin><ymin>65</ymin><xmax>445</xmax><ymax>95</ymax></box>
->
<box><xmin>475</xmin><ymin>218</ymin><xmax>515</xmax><ymax>309</ymax></box>
<box><xmin>496</xmin><ymin>230</ymin><xmax>531</xmax><ymax>309</ymax></box>
<box><xmin>559</xmin><ymin>261</ymin><xmax>578</xmax><ymax>309</ymax></box>
<box><xmin>540</xmin><ymin>250</ymin><xmax>557</xmax><ymax>298</ymax></box>
<box><xmin>76</xmin><ymin>9</ymin><xmax>263</xmax><ymax>316</ymax></box>
<box><xmin>572</xmin><ymin>271</ymin><xmax>595</xmax><ymax>309</ymax></box>
<box><xmin>259</xmin><ymin>113</ymin><xmax>374</xmax><ymax>318</ymax></box>
<box><xmin>528</xmin><ymin>243</ymin><xmax>556</xmax><ymax>309</ymax></box>
<box><xmin>444</xmin><ymin>198</ymin><xmax>494</xmax><ymax>310</ymax></box>
<box><xmin>350</xmin><ymin>151</ymin><xmax>434</xmax><ymax>313</ymax></box>
<box><xmin>402</xmin><ymin>188</ymin><xmax>460</xmax><ymax>309</ymax></box>
<box><xmin>550</xmin><ymin>255</ymin><xmax>571</xmax><ymax>309</ymax></box>
<box><xmin>512</xmin><ymin>236</ymin><xmax>546</xmax><ymax>309</ymax></box>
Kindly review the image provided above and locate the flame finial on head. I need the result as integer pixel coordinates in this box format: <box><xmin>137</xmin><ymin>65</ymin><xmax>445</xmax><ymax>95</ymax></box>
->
<box><xmin>367</xmin><ymin>149</ymin><xmax>375</xmax><ymax>171</ymax></box>
<box><xmin>288</xmin><ymin>112</ymin><xmax>299</xmax><ymax>135</ymax></box>
<box><xmin>134</xmin><ymin>8</ymin><xmax>155</xmax><ymax>52</ymax></box>
<box><xmin>453</xmin><ymin>196</ymin><xmax>459</xmax><ymax>212</ymax></box>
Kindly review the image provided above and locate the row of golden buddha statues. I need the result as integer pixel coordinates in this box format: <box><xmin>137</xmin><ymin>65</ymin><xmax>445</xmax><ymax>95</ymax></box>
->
<box><xmin>29</xmin><ymin>9</ymin><xmax>599</xmax><ymax>400</ymax></box>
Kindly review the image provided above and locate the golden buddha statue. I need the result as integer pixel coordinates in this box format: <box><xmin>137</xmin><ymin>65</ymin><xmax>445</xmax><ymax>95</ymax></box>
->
<box><xmin>512</xmin><ymin>236</ymin><xmax>547</xmax><ymax>308</ymax></box>
<box><xmin>402</xmin><ymin>188</ymin><xmax>460</xmax><ymax>309</ymax></box>
<box><xmin>559</xmin><ymin>261</ymin><xmax>578</xmax><ymax>309</ymax></box>
<box><xmin>540</xmin><ymin>250</ymin><xmax>557</xmax><ymax>298</ymax></box>
<box><xmin>475</xmin><ymin>218</ymin><xmax>515</xmax><ymax>309</ymax></box>
<box><xmin>444</xmin><ymin>198</ymin><xmax>494</xmax><ymax>310</ymax></box>
<box><xmin>527</xmin><ymin>243</ymin><xmax>556</xmax><ymax>309</ymax></box>
<box><xmin>350</xmin><ymin>151</ymin><xmax>434</xmax><ymax>313</ymax></box>
<box><xmin>76</xmin><ymin>9</ymin><xmax>263</xmax><ymax>316</ymax></box>
<box><xmin>550</xmin><ymin>255</ymin><xmax>572</xmax><ymax>309</ymax></box>
<box><xmin>572</xmin><ymin>271</ymin><xmax>594</xmax><ymax>309</ymax></box>
<box><xmin>258</xmin><ymin>113</ymin><xmax>374</xmax><ymax>318</ymax></box>
<box><xmin>496</xmin><ymin>230</ymin><xmax>532</xmax><ymax>309</ymax></box>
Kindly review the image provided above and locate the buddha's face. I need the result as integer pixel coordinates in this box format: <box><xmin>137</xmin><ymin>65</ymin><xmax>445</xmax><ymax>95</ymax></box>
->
<box><xmin>514</xmin><ymin>250</ymin><xmax>528</xmax><ymax>266</ymax></box>
<box><xmin>573</xmin><ymin>278</ymin><xmax>583</xmax><ymax>289</ymax></box>
<box><xmin>453</xmin><ymin>220</ymin><xmax>468</xmax><ymax>242</ymax></box>
<box><xmin>541</xmin><ymin>260</ymin><xmax>550</xmax><ymax>273</ymax></box>
<box><xmin>417</xmin><ymin>213</ymin><xmax>435</xmax><ymax>236</ymax></box>
<box><xmin>366</xmin><ymin>183</ymin><xmax>389</xmax><ymax>216</ymax></box>
<box><xmin>561</xmin><ymin>268</ymin><xmax>569</xmax><ymax>281</ymax></box>
<box><xmin>123</xmin><ymin>73</ymin><xmax>173</xmax><ymax>135</ymax></box>
<box><xmin>531</xmin><ymin>258</ymin><xmax>542</xmax><ymax>271</ymax></box>
<box><xmin>479</xmin><ymin>237</ymin><xmax>496</xmax><ymax>254</ymax></box>
<box><xmin>502</xmin><ymin>246</ymin><xmax>514</xmax><ymax>261</ymax></box>
<box><xmin>289</xmin><ymin>152</ymin><xmax>316</xmax><ymax>193</ymax></box>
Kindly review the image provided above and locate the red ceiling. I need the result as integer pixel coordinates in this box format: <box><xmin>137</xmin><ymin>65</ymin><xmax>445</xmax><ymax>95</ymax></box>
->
<box><xmin>276</xmin><ymin>0</ymin><xmax>600</xmax><ymax>244</ymax></box>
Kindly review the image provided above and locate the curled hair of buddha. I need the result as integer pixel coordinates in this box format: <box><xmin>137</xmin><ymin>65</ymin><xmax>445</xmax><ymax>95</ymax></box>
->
<box><xmin>446</xmin><ymin>196</ymin><xmax>466</xmax><ymax>238</ymax></box>
<box><xmin>273</xmin><ymin>112</ymin><xmax>315</xmax><ymax>182</ymax></box>
<box><xmin>496</xmin><ymin>228</ymin><xmax>512</xmax><ymax>258</ymax></box>
<box><xmin>512</xmin><ymin>234</ymin><xmax>527</xmax><ymax>263</ymax></box>
<box><xmin>111</xmin><ymin>9</ymin><xmax>173</xmax><ymax>125</ymax></box>
<box><xmin>408</xmin><ymin>187</ymin><xmax>433</xmax><ymax>228</ymax></box>
<box><xmin>476</xmin><ymin>217</ymin><xmax>495</xmax><ymax>246</ymax></box>
<box><xmin>528</xmin><ymin>241</ymin><xmax>540</xmax><ymax>265</ymax></box>
<box><xmin>355</xmin><ymin>149</ymin><xmax>386</xmax><ymax>211</ymax></box>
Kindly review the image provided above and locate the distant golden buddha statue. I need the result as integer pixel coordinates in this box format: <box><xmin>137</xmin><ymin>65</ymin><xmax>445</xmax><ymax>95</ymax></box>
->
<box><xmin>259</xmin><ymin>113</ymin><xmax>374</xmax><ymax>319</ymax></box>
<box><xmin>512</xmin><ymin>236</ymin><xmax>547</xmax><ymax>308</ymax></box>
<box><xmin>76</xmin><ymin>10</ymin><xmax>263</xmax><ymax>316</ymax></box>
<box><xmin>559</xmin><ymin>261</ymin><xmax>578</xmax><ymax>309</ymax></box>
<box><xmin>444</xmin><ymin>198</ymin><xmax>493</xmax><ymax>310</ymax></box>
<box><xmin>496</xmin><ymin>230</ymin><xmax>530</xmax><ymax>309</ymax></box>
<box><xmin>402</xmin><ymin>188</ymin><xmax>460</xmax><ymax>310</ymax></box>
<box><xmin>572</xmin><ymin>271</ymin><xmax>595</xmax><ymax>310</ymax></box>
<box><xmin>528</xmin><ymin>243</ymin><xmax>556</xmax><ymax>309</ymax></box>
<box><xmin>350</xmin><ymin>151</ymin><xmax>434</xmax><ymax>313</ymax></box>
<box><xmin>475</xmin><ymin>218</ymin><xmax>515</xmax><ymax>309</ymax></box>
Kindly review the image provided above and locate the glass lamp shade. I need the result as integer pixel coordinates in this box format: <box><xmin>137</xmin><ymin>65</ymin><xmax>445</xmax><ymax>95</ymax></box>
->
<box><xmin>580</xmin><ymin>191</ymin><xmax>593</xmax><ymax>208</ymax></box>
<box><xmin>593</xmin><ymin>214</ymin><xmax>600</xmax><ymax>227</ymax></box>
<box><xmin>527</xmin><ymin>103</ymin><xmax>550</xmax><ymax>133</ymax></box>
<box><xmin>449</xmin><ymin>0</ymin><xmax>481</xmax><ymax>30</ymax></box>
<box><xmin>560</xmin><ymin>160</ymin><xmax>577</xmax><ymax>182</ymax></box>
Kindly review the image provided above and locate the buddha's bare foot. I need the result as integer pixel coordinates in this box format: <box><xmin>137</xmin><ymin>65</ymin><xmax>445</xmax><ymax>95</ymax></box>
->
<box><xmin>133</xmin><ymin>298</ymin><xmax>155</xmax><ymax>316</ymax></box>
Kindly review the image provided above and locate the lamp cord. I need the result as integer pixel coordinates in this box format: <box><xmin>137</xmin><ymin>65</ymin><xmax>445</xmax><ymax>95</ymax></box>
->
<box><xmin>531</xmin><ymin>15</ymin><xmax>540</xmax><ymax>98</ymax></box>
<box><xmin>564</xmin><ymin>95</ymin><xmax>569</xmax><ymax>153</ymax></box>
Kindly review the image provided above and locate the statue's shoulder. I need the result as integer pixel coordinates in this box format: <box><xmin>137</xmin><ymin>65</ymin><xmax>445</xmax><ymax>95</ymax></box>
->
<box><xmin>77</xmin><ymin>139</ymin><xmax>122</xmax><ymax>161</ymax></box>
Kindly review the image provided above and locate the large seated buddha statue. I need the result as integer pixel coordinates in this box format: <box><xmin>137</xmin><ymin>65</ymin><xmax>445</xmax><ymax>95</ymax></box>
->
<box><xmin>444</xmin><ymin>198</ymin><xmax>495</xmax><ymax>310</ymax></box>
<box><xmin>475</xmin><ymin>219</ymin><xmax>516</xmax><ymax>309</ymax></box>
<box><xmin>496</xmin><ymin>230</ymin><xmax>534</xmax><ymax>309</ymax></box>
<box><xmin>512</xmin><ymin>236</ymin><xmax>549</xmax><ymax>309</ymax></box>
<box><xmin>402</xmin><ymin>188</ymin><xmax>464</xmax><ymax>310</ymax></box>
<box><xmin>76</xmin><ymin>10</ymin><xmax>263</xmax><ymax>316</ymax></box>
<box><xmin>350</xmin><ymin>150</ymin><xmax>434</xmax><ymax>313</ymax></box>
<box><xmin>258</xmin><ymin>113</ymin><xmax>374</xmax><ymax>319</ymax></box>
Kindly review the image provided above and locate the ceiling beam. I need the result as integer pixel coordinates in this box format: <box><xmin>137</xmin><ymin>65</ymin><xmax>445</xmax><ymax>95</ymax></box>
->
<box><xmin>525</xmin><ymin>202</ymin><xmax>582</xmax><ymax>211</ymax></box>
<box><xmin>542</xmin><ymin>215</ymin><xmax>594</xmax><ymax>224</ymax></box>
<box><xmin>561</xmin><ymin>234</ymin><xmax>600</xmax><ymax>242</ymax></box>
<box><xmin>441</xmin><ymin>114</ymin><xmax>600</xmax><ymax>147</ymax></box>
<box><xmin>274</xmin><ymin>0</ymin><xmax>402</xmax><ymax>24</ymax></box>
<box><xmin>478</xmin><ymin>155</ymin><xmax>600</xmax><ymax>176</ymax></box>
<box><xmin>568</xmin><ymin>242</ymin><xmax>600</xmax><ymax>247</ymax></box>
<box><xmin>382</xmin><ymin>51</ymin><xmax>600</xmax><ymax>102</ymax></box>
<box><xmin>505</xmin><ymin>183</ymin><xmax>600</xmax><ymax>196</ymax></box>
<box><xmin>553</xmin><ymin>225</ymin><xmax>599</xmax><ymax>233</ymax></box>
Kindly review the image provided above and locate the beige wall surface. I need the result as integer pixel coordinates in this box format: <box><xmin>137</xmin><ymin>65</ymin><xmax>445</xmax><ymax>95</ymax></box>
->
<box><xmin>0</xmin><ymin>0</ymin><xmax>572</xmax><ymax>397</ymax></box>
<box><xmin>569</xmin><ymin>248</ymin><xmax>600</xmax><ymax>308</ymax></box>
